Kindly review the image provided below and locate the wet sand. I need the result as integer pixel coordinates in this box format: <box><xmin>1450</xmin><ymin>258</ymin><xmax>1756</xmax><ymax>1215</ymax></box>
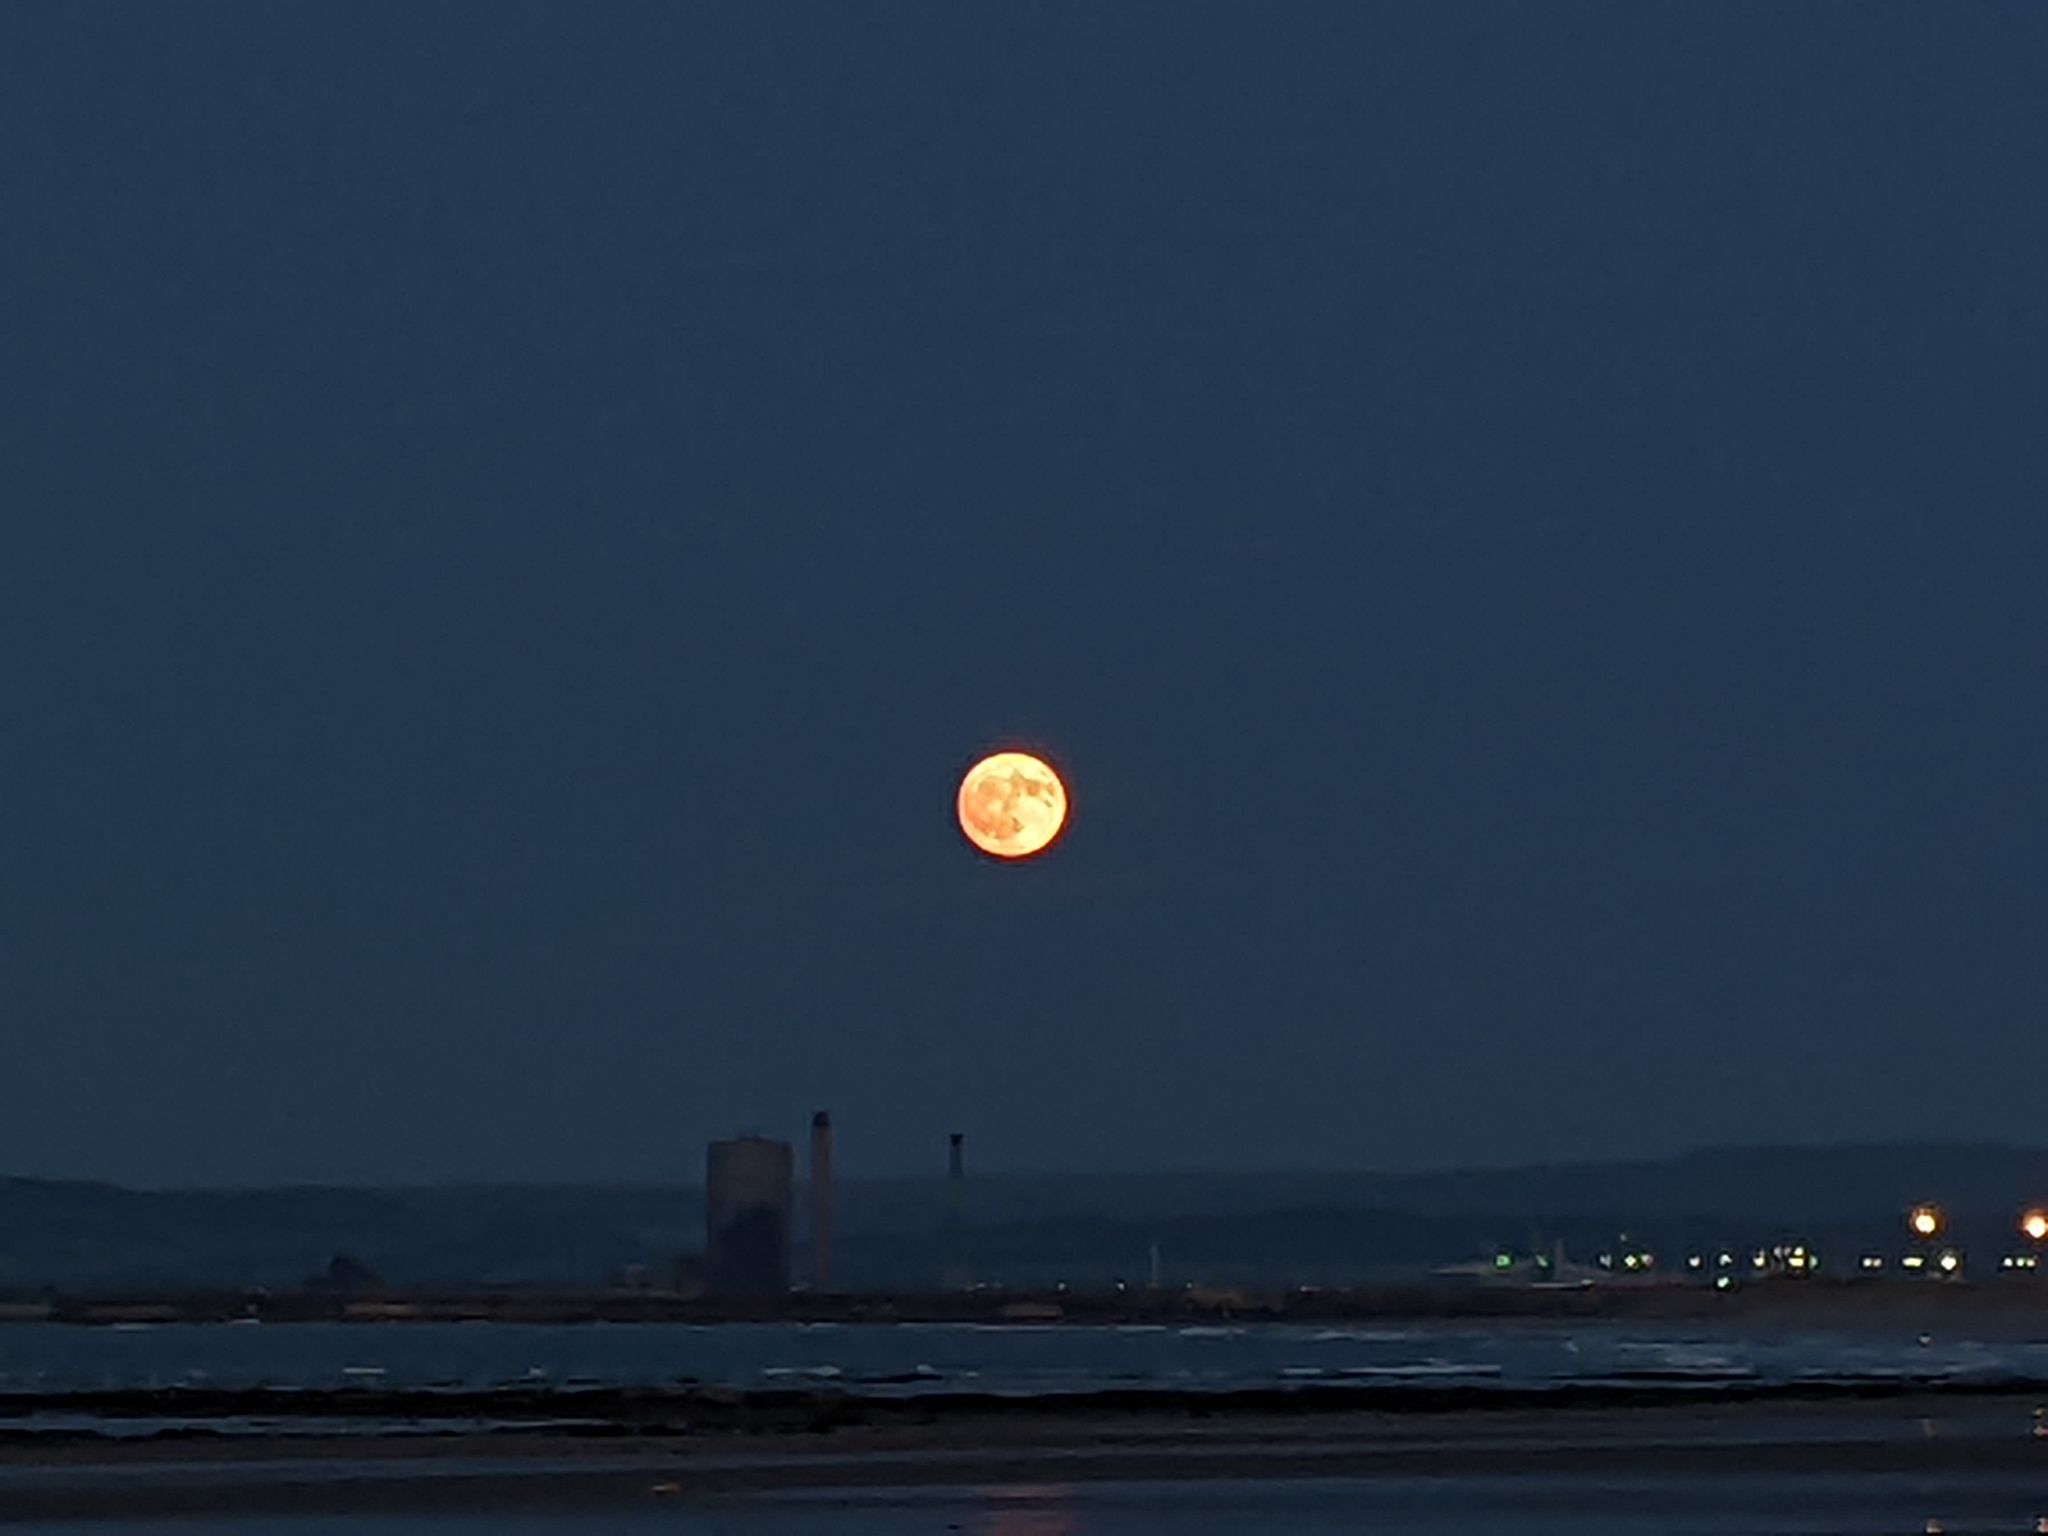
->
<box><xmin>3</xmin><ymin>1394</ymin><xmax>2047</xmax><ymax>1523</ymax></box>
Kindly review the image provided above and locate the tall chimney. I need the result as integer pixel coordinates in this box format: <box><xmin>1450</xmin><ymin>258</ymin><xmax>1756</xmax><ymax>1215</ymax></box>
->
<box><xmin>810</xmin><ymin>1110</ymin><xmax>833</xmax><ymax>1292</ymax></box>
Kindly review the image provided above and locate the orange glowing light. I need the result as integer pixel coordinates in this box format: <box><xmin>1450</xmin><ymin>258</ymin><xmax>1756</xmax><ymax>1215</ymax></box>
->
<box><xmin>1909</xmin><ymin>1205</ymin><xmax>1942</xmax><ymax>1239</ymax></box>
<box><xmin>2022</xmin><ymin>1210</ymin><xmax>2048</xmax><ymax>1243</ymax></box>
<box><xmin>957</xmin><ymin>751</ymin><xmax>1068</xmax><ymax>860</ymax></box>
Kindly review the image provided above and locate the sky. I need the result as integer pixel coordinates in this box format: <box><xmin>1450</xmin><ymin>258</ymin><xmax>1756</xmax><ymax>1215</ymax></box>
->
<box><xmin>2</xmin><ymin>2</ymin><xmax>2045</xmax><ymax>1186</ymax></box>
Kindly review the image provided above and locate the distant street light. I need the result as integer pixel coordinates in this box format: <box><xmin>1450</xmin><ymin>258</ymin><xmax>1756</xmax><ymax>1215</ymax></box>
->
<box><xmin>1909</xmin><ymin>1205</ymin><xmax>1943</xmax><ymax>1239</ymax></box>
<box><xmin>2021</xmin><ymin>1209</ymin><xmax>2048</xmax><ymax>1243</ymax></box>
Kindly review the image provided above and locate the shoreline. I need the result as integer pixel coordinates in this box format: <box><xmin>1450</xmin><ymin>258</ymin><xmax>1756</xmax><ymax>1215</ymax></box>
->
<box><xmin>7</xmin><ymin>1370</ymin><xmax>2048</xmax><ymax>1432</ymax></box>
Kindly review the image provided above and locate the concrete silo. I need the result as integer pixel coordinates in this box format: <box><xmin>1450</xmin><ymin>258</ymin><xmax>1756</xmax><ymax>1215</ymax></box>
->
<box><xmin>706</xmin><ymin>1136</ymin><xmax>794</xmax><ymax>1296</ymax></box>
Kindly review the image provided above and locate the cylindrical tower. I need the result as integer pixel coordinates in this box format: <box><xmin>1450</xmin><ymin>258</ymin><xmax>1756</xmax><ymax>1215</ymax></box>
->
<box><xmin>705</xmin><ymin>1136</ymin><xmax>795</xmax><ymax>1297</ymax></box>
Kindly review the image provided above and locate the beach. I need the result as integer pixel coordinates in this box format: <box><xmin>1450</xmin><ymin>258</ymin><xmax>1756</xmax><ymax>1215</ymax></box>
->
<box><xmin>6</xmin><ymin>1392</ymin><xmax>2048</xmax><ymax>1531</ymax></box>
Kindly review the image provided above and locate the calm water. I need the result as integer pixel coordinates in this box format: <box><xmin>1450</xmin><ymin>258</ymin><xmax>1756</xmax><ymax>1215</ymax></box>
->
<box><xmin>9</xmin><ymin>1323</ymin><xmax>2048</xmax><ymax>1531</ymax></box>
<box><xmin>2</xmin><ymin>1319</ymin><xmax>2044</xmax><ymax>1398</ymax></box>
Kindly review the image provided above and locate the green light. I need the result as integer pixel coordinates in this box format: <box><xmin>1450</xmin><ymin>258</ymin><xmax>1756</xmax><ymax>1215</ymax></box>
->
<box><xmin>1494</xmin><ymin>1253</ymin><xmax>1514</xmax><ymax>1271</ymax></box>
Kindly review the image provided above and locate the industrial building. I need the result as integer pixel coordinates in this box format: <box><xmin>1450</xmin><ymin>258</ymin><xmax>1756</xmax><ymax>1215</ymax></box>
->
<box><xmin>705</xmin><ymin>1136</ymin><xmax>794</xmax><ymax>1296</ymax></box>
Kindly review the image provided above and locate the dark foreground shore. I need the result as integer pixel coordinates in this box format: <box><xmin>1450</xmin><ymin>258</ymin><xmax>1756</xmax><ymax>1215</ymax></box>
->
<box><xmin>5</xmin><ymin>1388</ymin><xmax>2048</xmax><ymax>1523</ymax></box>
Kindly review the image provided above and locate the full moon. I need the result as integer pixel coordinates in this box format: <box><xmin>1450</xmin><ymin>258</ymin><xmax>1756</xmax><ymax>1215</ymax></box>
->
<box><xmin>957</xmin><ymin>751</ymin><xmax>1068</xmax><ymax>860</ymax></box>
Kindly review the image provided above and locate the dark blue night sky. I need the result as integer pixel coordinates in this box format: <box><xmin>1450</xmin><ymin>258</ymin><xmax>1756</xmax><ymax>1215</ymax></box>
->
<box><xmin>2</xmin><ymin>3</ymin><xmax>2044</xmax><ymax>1184</ymax></box>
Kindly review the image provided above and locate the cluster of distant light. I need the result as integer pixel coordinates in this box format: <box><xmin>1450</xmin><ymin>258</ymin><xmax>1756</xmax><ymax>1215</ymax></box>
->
<box><xmin>1489</xmin><ymin>1205</ymin><xmax>2048</xmax><ymax>1290</ymax></box>
<box><xmin>1901</xmin><ymin>1203</ymin><xmax>2048</xmax><ymax>1242</ymax></box>
<box><xmin>1485</xmin><ymin>1244</ymin><xmax>2019</xmax><ymax>1289</ymax></box>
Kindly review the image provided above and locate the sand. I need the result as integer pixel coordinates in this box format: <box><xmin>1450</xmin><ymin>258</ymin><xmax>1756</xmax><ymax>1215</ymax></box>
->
<box><xmin>2</xmin><ymin>1393</ymin><xmax>2045</xmax><ymax>1522</ymax></box>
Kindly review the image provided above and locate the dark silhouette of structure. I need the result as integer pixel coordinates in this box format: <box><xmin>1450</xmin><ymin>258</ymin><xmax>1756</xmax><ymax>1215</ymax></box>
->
<box><xmin>304</xmin><ymin>1253</ymin><xmax>383</xmax><ymax>1295</ymax></box>
<box><xmin>705</xmin><ymin>1136</ymin><xmax>793</xmax><ymax>1296</ymax></box>
<box><xmin>810</xmin><ymin>1110</ymin><xmax>833</xmax><ymax>1291</ymax></box>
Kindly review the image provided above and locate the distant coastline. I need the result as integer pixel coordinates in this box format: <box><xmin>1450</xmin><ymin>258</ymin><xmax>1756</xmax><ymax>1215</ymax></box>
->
<box><xmin>12</xmin><ymin>1144</ymin><xmax>2048</xmax><ymax>1298</ymax></box>
<box><xmin>7</xmin><ymin>1276</ymin><xmax>2048</xmax><ymax>1327</ymax></box>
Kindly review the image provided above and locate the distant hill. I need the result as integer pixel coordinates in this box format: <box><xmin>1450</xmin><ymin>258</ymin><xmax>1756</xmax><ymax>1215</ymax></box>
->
<box><xmin>6</xmin><ymin>1143</ymin><xmax>2048</xmax><ymax>1293</ymax></box>
<box><xmin>0</xmin><ymin>1181</ymin><xmax>702</xmax><ymax>1293</ymax></box>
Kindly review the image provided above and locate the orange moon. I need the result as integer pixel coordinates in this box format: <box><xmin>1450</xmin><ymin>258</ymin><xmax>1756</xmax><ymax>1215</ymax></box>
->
<box><xmin>957</xmin><ymin>751</ymin><xmax>1068</xmax><ymax>859</ymax></box>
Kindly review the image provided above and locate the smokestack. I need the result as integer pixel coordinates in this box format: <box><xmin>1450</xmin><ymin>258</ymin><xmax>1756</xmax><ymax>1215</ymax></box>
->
<box><xmin>810</xmin><ymin>1111</ymin><xmax>833</xmax><ymax>1292</ymax></box>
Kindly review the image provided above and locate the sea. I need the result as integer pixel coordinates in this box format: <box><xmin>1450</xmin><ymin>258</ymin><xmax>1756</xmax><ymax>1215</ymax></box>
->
<box><xmin>8</xmin><ymin>1322</ymin><xmax>2048</xmax><ymax>1532</ymax></box>
<box><xmin>2</xmin><ymin>1317</ymin><xmax>2044</xmax><ymax>1405</ymax></box>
